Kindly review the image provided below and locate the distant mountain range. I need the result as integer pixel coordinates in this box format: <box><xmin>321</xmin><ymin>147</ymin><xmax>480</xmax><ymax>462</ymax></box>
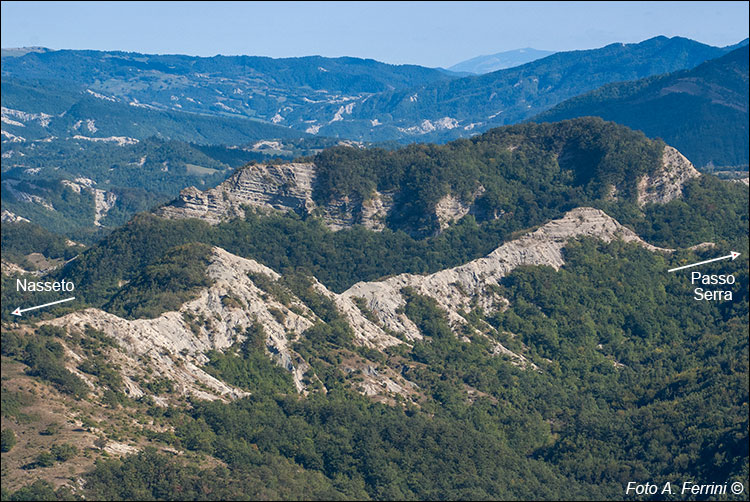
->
<box><xmin>1</xmin><ymin>77</ymin><xmax>310</xmax><ymax>145</ymax></box>
<box><xmin>2</xmin><ymin>36</ymin><xmax>741</xmax><ymax>144</ymax></box>
<box><xmin>1</xmin><ymin>50</ymin><xmax>453</xmax><ymax>128</ymax></box>
<box><xmin>447</xmin><ymin>48</ymin><xmax>555</xmax><ymax>74</ymax></box>
<box><xmin>534</xmin><ymin>43</ymin><xmax>749</xmax><ymax>168</ymax></box>
<box><xmin>317</xmin><ymin>36</ymin><xmax>738</xmax><ymax>142</ymax></box>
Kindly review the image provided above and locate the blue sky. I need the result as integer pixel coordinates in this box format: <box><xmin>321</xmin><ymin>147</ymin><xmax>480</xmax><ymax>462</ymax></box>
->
<box><xmin>1</xmin><ymin>1</ymin><xmax>748</xmax><ymax>67</ymax></box>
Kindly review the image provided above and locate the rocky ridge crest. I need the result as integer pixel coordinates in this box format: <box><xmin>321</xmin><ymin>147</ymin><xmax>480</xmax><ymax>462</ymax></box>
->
<box><xmin>44</xmin><ymin>206</ymin><xmax>672</xmax><ymax>403</ymax></box>
<box><xmin>157</xmin><ymin>144</ymin><xmax>700</xmax><ymax>234</ymax></box>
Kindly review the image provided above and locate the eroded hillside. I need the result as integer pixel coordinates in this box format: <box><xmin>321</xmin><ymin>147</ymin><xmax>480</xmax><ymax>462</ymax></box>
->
<box><xmin>2</xmin><ymin>118</ymin><xmax>747</xmax><ymax>500</ymax></box>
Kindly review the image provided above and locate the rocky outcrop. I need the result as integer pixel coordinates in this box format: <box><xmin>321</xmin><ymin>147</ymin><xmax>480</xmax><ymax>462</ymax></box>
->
<box><xmin>44</xmin><ymin>207</ymin><xmax>674</xmax><ymax>403</ymax></box>
<box><xmin>156</xmin><ymin>163</ymin><xmax>317</xmax><ymax>224</ymax></box>
<box><xmin>360</xmin><ymin>191</ymin><xmax>394</xmax><ymax>231</ymax></box>
<box><xmin>435</xmin><ymin>186</ymin><xmax>486</xmax><ymax>231</ymax></box>
<box><xmin>93</xmin><ymin>189</ymin><xmax>117</xmax><ymax>226</ymax></box>
<box><xmin>1</xmin><ymin>209</ymin><xmax>30</xmax><ymax>223</ymax></box>
<box><xmin>157</xmin><ymin>162</ymin><xmax>395</xmax><ymax>230</ymax></box>
<box><xmin>637</xmin><ymin>145</ymin><xmax>700</xmax><ymax>206</ymax></box>
<box><xmin>338</xmin><ymin>207</ymin><xmax>672</xmax><ymax>353</ymax></box>
<box><xmin>60</xmin><ymin>179</ymin><xmax>117</xmax><ymax>226</ymax></box>
<box><xmin>47</xmin><ymin>248</ymin><xmax>321</xmax><ymax>400</ymax></box>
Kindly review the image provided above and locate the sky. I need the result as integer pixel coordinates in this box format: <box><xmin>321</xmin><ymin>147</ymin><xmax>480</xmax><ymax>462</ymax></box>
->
<box><xmin>1</xmin><ymin>1</ymin><xmax>748</xmax><ymax>68</ymax></box>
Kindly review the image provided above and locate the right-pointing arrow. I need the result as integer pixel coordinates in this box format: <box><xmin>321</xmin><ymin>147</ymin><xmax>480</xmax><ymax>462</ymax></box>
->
<box><xmin>668</xmin><ymin>252</ymin><xmax>741</xmax><ymax>273</ymax></box>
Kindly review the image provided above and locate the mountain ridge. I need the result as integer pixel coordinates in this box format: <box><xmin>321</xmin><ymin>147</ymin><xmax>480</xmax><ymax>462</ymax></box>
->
<box><xmin>533</xmin><ymin>45</ymin><xmax>750</xmax><ymax>168</ymax></box>
<box><xmin>447</xmin><ymin>48</ymin><xmax>555</xmax><ymax>74</ymax></box>
<box><xmin>43</xmin><ymin>206</ymin><xmax>674</xmax><ymax>403</ymax></box>
<box><xmin>155</xmin><ymin>120</ymin><xmax>699</xmax><ymax>235</ymax></box>
<box><xmin>298</xmin><ymin>36</ymin><xmax>733</xmax><ymax>141</ymax></box>
<box><xmin>2</xmin><ymin>37</ymin><xmax>734</xmax><ymax>144</ymax></box>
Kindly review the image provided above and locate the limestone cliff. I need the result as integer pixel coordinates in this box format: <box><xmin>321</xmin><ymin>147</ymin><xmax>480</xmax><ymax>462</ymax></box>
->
<box><xmin>637</xmin><ymin>145</ymin><xmax>700</xmax><ymax>205</ymax></box>
<box><xmin>156</xmin><ymin>162</ymin><xmax>395</xmax><ymax>230</ymax></box>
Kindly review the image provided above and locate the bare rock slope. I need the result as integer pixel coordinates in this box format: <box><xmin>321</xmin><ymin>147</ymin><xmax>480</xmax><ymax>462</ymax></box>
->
<box><xmin>637</xmin><ymin>145</ymin><xmax>701</xmax><ymax>205</ymax></box>
<box><xmin>156</xmin><ymin>162</ymin><xmax>393</xmax><ymax>230</ymax></box>
<box><xmin>45</xmin><ymin>206</ymin><xmax>672</xmax><ymax>404</ymax></box>
<box><xmin>48</xmin><ymin>247</ymin><xmax>319</xmax><ymax>401</ymax></box>
<box><xmin>339</xmin><ymin>207</ymin><xmax>671</xmax><ymax>349</ymax></box>
<box><xmin>158</xmin><ymin>144</ymin><xmax>699</xmax><ymax>233</ymax></box>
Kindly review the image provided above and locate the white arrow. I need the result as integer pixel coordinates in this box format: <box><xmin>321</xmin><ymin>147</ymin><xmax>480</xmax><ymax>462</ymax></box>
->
<box><xmin>668</xmin><ymin>252</ymin><xmax>741</xmax><ymax>272</ymax></box>
<box><xmin>11</xmin><ymin>297</ymin><xmax>76</xmax><ymax>317</ymax></box>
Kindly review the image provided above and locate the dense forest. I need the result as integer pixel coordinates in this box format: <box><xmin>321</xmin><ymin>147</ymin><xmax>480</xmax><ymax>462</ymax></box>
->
<box><xmin>2</xmin><ymin>237</ymin><xmax>747</xmax><ymax>500</ymax></box>
<box><xmin>535</xmin><ymin>45</ymin><xmax>750</xmax><ymax>168</ymax></box>
<box><xmin>1</xmin><ymin>116</ymin><xmax>748</xmax><ymax>500</ymax></box>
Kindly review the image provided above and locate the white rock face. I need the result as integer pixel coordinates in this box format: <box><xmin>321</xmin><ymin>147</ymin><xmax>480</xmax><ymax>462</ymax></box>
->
<box><xmin>2</xmin><ymin>116</ymin><xmax>25</xmax><ymax>127</ymax></box>
<box><xmin>397</xmin><ymin>117</ymin><xmax>459</xmax><ymax>135</ymax></box>
<box><xmin>434</xmin><ymin>186</ymin><xmax>486</xmax><ymax>231</ymax></box>
<box><xmin>93</xmin><ymin>189</ymin><xmax>118</xmax><ymax>226</ymax></box>
<box><xmin>1</xmin><ymin>209</ymin><xmax>30</xmax><ymax>223</ymax></box>
<box><xmin>47</xmin><ymin>248</ymin><xmax>319</xmax><ymax>399</ymax></box>
<box><xmin>1</xmin><ymin>130</ymin><xmax>26</xmax><ymax>142</ymax></box>
<box><xmin>156</xmin><ymin>163</ymin><xmax>394</xmax><ymax>231</ymax></box>
<box><xmin>157</xmin><ymin>163</ymin><xmax>317</xmax><ymax>224</ymax></box>
<box><xmin>58</xmin><ymin>180</ymin><xmax>116</xmax><ymax>226</ymax></box>
<box><xmin>330</xmin><ymin>102</ymin><xmax>355</xmax><ymax>123</ymax></box>
<box><xmin>86</xmin><ymin>89</ymin><xmax>117</xmax><ymax>102</ymax></box>
<box><xmin>435</xmin><ymin>194</ymin><xmax>470</xmax><ymax>231</ymax></box>
<box><xmin>43</xmin><ymin>207</ymin><xmax>674</xmax><ymax>403</ymax></box>
<box><xmin>360</xmin><ymin>191</ymin><xmax>395</xmax><ymax>231</ymax></box>
<box><xmin>339</xmin><ymin>207</ymin><xmax>671</xmax><ymax>348</ymax></box>
<box><xmin>637</xmin><ymin>146</ymin><xmax>700</xmax><ymax>205</ymax></box>
<box><xmin>1</xmin><ymin>106</ymin><xmax>52</xmax><ymax>127</ymax></box>
<box><xmin>72</xmin><ymin>135</ymin><xmax>139</xmax><ymax>146</ymax></box>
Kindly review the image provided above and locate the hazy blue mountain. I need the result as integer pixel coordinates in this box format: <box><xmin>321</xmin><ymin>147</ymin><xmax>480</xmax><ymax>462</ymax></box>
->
<box><xmin>447</xmin><ymin>48</ymin><xmax>555</xmax><ymax>74</ymax></box>
<box><xmin>2</xmin><ymin>37</ymin><xmax>735</xmax><ymax>145</ymax></box>
<box><xmin>722</xmin><ymin>37</ymin><xmax>749</xmax><ymax>52</ymax></box>
<box><xmin>1</xmin><ymin>50</ymin><xmax>455</xmax><ymax>127</ymax></box>
<box><xmin>299</xmin><ymin>36</ymin><xmax>735</xmax><ymax>141</ymax></box>
<box><xmin>0</xmin><ymin>46</ymin><xmax>51</xmax><ymax>58</ymax></box>
<box><xmin>534</xmin><ymin>45</ymin><xmax>749</xmax><ymax>168</ymax></box>
<box><xmin>1</xmin><ymin>77</ymin><xmax>310</xmax><ymax>144</ymax></box>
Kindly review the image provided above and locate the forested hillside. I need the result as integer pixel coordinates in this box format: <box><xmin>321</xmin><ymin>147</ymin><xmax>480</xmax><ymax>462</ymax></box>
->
<box><xmin>0</xmin><ymin>132</ymin><xmax>351</xmax><ymax>242</ymax></box>
<box><xmin>1</xmin><ymin>37</ymin><xmax>737</xmax><ymax>143</ymax></box>
<box><xmin>295</xmin><ymin>36</ymin><xmax>736</xmax><ymax>141</ymax></box>
<box><xmin>1</xmin><ymin>78</ymin><xmax>310</xmax><ymax>145</ymax></box>
<box><xmin>535</xmin><ymin>45</ymin><xmax>750</xmax><ymax>168</ymax></box>
<box><xmin>0</xmin><ymin>51</ymin><xmax>454</xmax><ymax>141</ymax></box>
<box><xmin>2</xmin><ymin>117</ymin><xmax>748</xmax><ymax>500</ymax></box>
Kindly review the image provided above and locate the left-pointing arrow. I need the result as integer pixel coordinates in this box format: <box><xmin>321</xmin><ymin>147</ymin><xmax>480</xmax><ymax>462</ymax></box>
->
<box><xmin>12</xmin><ymin>297</ymin><xmax>76</xmax><ymax>317</ymax></box>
